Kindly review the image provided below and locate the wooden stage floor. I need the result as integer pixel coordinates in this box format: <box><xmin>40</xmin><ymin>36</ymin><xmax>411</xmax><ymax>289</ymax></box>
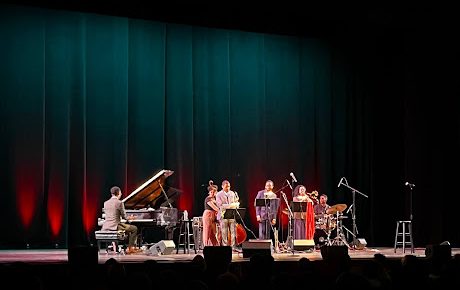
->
<box><xmin>1</xmin><ymin>246</ymin><xmax>458</xmax><ymax>264</ymax></box>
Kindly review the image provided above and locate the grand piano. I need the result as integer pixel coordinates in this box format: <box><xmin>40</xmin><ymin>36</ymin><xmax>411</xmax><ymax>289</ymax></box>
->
<box><xmin>99</xmin><ymin>169</ymin><xmax>181</xmax><ymax>245</ymax></box>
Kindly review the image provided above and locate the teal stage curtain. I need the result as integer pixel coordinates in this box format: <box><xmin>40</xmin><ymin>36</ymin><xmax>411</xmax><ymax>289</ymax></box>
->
<box><xmin>5</xmin><ymin>4</ymin><xmax>458</xmax><ymax>248</ymax></box>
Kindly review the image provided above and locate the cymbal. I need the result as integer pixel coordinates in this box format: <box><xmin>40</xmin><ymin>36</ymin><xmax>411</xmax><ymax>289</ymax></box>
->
<box><xmin>326</xmin><ymin>204</ymin><xmax>347</xmax><ymax>214</ymax></box>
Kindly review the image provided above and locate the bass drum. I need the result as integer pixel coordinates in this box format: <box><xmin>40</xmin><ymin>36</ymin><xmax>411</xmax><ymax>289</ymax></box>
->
<box><xmin>314</xmin><ymin>228</ymin><xmax>328</xmax><ymax>247</ymax></box>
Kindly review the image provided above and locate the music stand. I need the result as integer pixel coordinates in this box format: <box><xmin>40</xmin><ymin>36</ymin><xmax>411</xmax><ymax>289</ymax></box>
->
<box><xmin>290</xmin><ymin>201</ymin><xmax>308</xmax><ymax>241</ymax></box>
<box><xmin>222</xmin><ymin>208</ymin><xmax>246</xmax><ymax>246</ymax></box>
<box><xmin>290</xmin><ymin>201</ymin><xmax>308</xmax><ymax>213</ymax></box>
<box><xmin>255</xmin><ymin>198</ymin><xmax>280</xmax><ymax>239</ymax></box>
<box><xmin>223</xmin><ymin>208</ymin><xmax>246</xmax><ymax>221</ymax></box>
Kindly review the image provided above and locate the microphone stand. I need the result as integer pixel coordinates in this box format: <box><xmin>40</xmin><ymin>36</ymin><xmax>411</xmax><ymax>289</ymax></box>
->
<box><xmin>274</xmin><ymin>182</ymin><xmax>292</xmax><ymax>246</ymax></box>
<box><xmin>408</xmin><ymin>184</ymin><xmax>414</xmax><ymax>222</ymax></box>
<box><xmin>408</xmin><ymin>184</ymin><xmax>415</xmax><ymax>253</ymax></box>
<box><xmin>281</xmin><ymin>191</ymin><xmax>294</xmax><ymax>255</ymax></box>
<box><xmin>338</xmin><ymin>178</ymin><xmax>368</xmax><ymax>250</ymax></box>
<box><xmin>234</xmin><ymin>190</ymin><xmax>257</xmax><ymax>241</ymax></box>
<box><xmin>233</xmin><ymin>192</ymin><xmax>238</xmax><ymax>249</ymax></box>
<box><xmin>264</xmin><ymin>197</ymin><xmax>270</xmax><ymax>241</ymax></box>
<box><xmin>291</xmin><ymin>175</ymin><xmax>297</xmax><ymax>246</ymax></box>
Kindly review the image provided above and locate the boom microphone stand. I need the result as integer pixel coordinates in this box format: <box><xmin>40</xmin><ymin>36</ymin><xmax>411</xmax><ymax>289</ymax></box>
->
<box><xmin>274</xmin><ymin>180</ymin><xmax>292</xmax><ymax>245</ymax></box>
<box><xmin>405</xmin><ymin>182</ymin><xmax>415</xmax><ymax>221</ymax></box>
<box><xmin>281</xmin><ymin>191</ymin><xmax>295</xmax><ymax>254</ymax></box>
<box><xmin>337</xmin><ymin>177</ymin><xmax>368</xmax><ymax>249</ymax></box>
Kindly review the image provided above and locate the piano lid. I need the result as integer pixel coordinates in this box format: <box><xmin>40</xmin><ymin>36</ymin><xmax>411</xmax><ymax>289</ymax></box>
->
<box><xmin>122</xmin><ymin>169</ymin><xmax>174</xmax><ymax>209</ymax></box>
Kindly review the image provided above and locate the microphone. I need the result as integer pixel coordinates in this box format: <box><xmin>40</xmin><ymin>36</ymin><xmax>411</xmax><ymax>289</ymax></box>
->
<box><xmin>286</xmin><ymin>179</ymin><xmax>293</xmax><ymax>190</ymax></box>
<box><xmin>346</xmin><ymin>204</ymin><xmax>353</xmax><ymax>214</ymax></box>
<box><xmin>405</xmin><ymin>182</ymin><xmax>415</xmax><ymax>187</ymax></box>
<box><xmin>290</xmin><ymin>172</ymin><xmax>298</xmax><ymax>183</ymax></box>
<box><xmin>337</xmin><ymin>177</ymin><xmax>343</xmax><ymax>188</ymax></box>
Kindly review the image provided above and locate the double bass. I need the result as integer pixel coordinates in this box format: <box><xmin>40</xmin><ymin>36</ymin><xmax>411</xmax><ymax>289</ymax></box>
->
<box><xmin>218</xmin><ymin>218</ymin><xmax>247</xmax><ymax>246</ymax></box>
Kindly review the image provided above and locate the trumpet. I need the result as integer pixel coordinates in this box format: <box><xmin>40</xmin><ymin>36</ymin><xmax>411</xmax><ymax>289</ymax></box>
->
<box><xmin>307</xmin><ymin>190</ymin><xmax>319</xmax><ymax>204</ymax></box>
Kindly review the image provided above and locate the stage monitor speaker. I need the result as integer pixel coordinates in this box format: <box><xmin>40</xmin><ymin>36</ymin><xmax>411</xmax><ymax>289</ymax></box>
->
<box><xmin>320</xmin><ymin>245</ymin><xmax>349</xmax><ymax>260</ymax></box>
<box><xmin>425</xmin><ymin>244</ymin><xmax>452</xmax><ymax>261</ymax></box>
<box><xmin>353</xmin><ymin>238</ymin><xmax>367</xmax><ymax>250</ymax></box>
<box><xmin>149</xmin><ymin>240</ymin><xmax>175</xmax><ymax>255</ymax></box>
<box><xmin>68</xmin><ymin>245</ymin><xmax>98</xmax><ymax>266</ymax></box>
<box><xmin>242</xmin><ymin>240</ymin><xmax>272</xmax><ymax>258</ymax></box>
<box><xmin>293</xmin><ymin>239</ymin><xmax>315</xmax><ymax>251</ymax></box>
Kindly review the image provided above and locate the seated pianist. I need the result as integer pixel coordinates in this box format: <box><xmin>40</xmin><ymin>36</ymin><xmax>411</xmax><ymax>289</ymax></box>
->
<box><xmin>100</xmin><ymin>169</ymin><xmax>179</xmax><ymax>246</ymax></box>
<box><xmin>101</xmin><ymin>186</ymin><xmax>142</xmax><ymax>254</ymax></box>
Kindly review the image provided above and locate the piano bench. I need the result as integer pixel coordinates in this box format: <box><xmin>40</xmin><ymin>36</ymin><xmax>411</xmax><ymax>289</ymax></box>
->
<box><xmin>95</xmin><ymin>230</ymin><xmax>127</xmax><ymax>254</ymax></box>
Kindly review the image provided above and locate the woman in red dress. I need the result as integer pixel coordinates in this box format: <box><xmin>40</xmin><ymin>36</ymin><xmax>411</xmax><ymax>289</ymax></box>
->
<box><xmin>293</xmin><ymin>185</ymin><xmax>315</xmax><ymax>240</ymax></box>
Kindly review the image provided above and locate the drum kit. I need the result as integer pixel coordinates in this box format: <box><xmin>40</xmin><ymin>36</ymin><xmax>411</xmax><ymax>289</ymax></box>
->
<box><xmin>315</xmin><ymin>204</ymin><xmax>351</xmax><ymax>248</ymax></box>
<box><xmin>281</xmin><ymin>203</ymin><xmax>352</xmax><ymax>248</ymax></box>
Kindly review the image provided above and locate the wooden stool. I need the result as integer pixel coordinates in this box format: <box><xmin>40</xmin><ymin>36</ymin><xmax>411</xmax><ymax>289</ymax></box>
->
<box><xmin>394</xmin><ymin>220</ymin><xmax>414</xmax><ymax>253</ymax></box>
<box><xmin>176</xmin><ymin>219</ymin><xmax>196</xmax><ymax>254</ymax></box>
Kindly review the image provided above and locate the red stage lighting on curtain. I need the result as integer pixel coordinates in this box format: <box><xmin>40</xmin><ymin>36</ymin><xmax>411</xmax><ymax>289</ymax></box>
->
<box><xmin>177</xmin><ymin>188</ymin><xmax>192</xmax><ymax>213</ymax></box>
<box><xmin>82</xmin><ymin>180</ymin><xmax>100</xmax><ymax>236</ymax></box>
<box><xmin>47</xmin><ymin>176</ymin><xmax>65</xmax><ymax>238</ymax></box>
<box><xmin>15</xmin><ymin>165</ymin><xmax>40</xmax><ymax>229</ymax></box>
<box><xmin>177</xmin><ymin>172</ymin><xmax>193</xmax><ymax>215</ymax></box>
<box><xmin>245</xmin><ymin>170</ymin><xmax>267</xmax><ymax>227</ymax></box>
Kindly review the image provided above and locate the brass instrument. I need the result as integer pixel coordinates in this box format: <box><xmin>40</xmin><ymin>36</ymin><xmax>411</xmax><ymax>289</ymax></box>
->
<box><xmin>307</xmin><ymin>190</ymin><xmax>319</xmax><ymax>204</ymax></box>
<box><xmin>219</xmin><ymin>183</ymin><xmax>239</xmax><ymax>219</ymax></box>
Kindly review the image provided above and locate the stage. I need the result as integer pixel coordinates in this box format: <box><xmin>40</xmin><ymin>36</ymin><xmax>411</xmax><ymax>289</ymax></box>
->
<box><xmin>1</xmin><ymin>246</ymin><xmax>456</xmax><ymax>264</ymax></box>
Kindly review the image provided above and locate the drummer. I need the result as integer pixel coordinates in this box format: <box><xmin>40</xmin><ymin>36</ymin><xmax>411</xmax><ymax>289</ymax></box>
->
<box><xmin>314</xmin><ymin>194</ymin><xmax>331</xmax><ymax>216</ymax></box>
<box><xmin>313</xmin><ymin>194</ymin><xmax>331</xmax><ymax>248</ymax></box>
